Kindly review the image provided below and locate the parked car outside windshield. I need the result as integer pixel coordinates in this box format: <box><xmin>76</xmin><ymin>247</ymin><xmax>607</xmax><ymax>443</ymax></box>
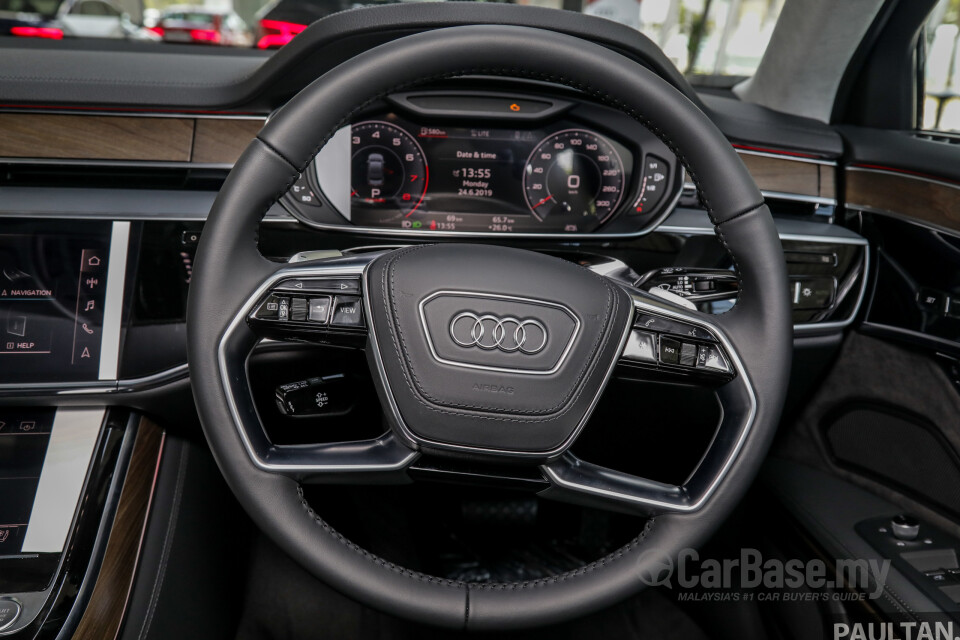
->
<box><xmin>0</xmin><ymin>0</ymin><xmax>158</xmax><ymax>39</ymax></box>
<box><xmin>0</xmin><ymin>0</ymin><xmax>789</xmax><ymax>86</ymax></box>
<box><xmin>154</xmin><ymin>5</ymin><xmax>252</xmax><ymax>46</ymax></box>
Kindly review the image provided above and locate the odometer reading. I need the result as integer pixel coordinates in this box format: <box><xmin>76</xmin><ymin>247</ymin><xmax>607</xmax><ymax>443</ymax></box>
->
<box><xmin>523</xmin><ymin>129</ymin><xmax>625</xmax><ymax>230</ymax></box>
<box><xmin>351</xmin><ymin>121</ymin><xmax>428</xmax><ymax>217</ymax></box>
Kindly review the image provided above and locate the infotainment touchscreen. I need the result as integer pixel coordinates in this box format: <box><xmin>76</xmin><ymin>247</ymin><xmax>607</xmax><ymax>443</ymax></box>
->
<box><xmin>0</xmin><ymin>221</ymin><xmax>127</xmax><ymax>384</ymax></box>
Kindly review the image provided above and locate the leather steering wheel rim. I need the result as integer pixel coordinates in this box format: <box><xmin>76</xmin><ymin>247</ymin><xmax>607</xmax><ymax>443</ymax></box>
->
<box><xmin>187</xmin><ymin>24</ymin><xmax>792</xmax><ymax>631</ymax></box>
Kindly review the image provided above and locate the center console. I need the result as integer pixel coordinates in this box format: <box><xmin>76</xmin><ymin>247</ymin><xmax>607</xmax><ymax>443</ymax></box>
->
<box><xmin>0</xmin><ymin>408</ymin><xmax>119</xmax><ymax>635</ymax></box>
<box><xmin>0</xmin><ymin>221</ymin><xmax>146</xmax><ymax>636</ymax></box>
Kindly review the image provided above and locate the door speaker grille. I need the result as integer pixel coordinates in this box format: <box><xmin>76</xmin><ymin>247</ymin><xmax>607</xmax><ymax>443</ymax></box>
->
<box><xmin>823</xmin><ymin>403</ymin><xmax>960</xmax><ymax>517</ymax></box>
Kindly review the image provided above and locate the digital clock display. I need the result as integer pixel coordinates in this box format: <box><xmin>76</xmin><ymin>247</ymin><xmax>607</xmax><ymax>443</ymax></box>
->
<box><xmin>417</xmin><ymin>125</ymin><xmax>537</xmax><ymax>222</ymax></box>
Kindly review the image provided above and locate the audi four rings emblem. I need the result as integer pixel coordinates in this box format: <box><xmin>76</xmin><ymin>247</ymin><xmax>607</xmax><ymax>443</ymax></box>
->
<box><xmin>449</xmin><ymin>312</ymin><xmax>548</xmax><ymax>354</ymax></box>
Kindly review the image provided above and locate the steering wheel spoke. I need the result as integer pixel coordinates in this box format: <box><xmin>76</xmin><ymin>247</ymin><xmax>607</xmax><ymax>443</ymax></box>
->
<box><xmin>216</xmin><ymin>250</ymin><xmax>419</xmax><ymax>481</ymax></box>
<box><xmin>266</xmin><ymin>434</ymin><xmax>418</xmax><ymax>484</ymax></box>
<box><xmin>538</xmin><ymin>283</ymin><xmax>757</xmax><ymax>515</ymax></box>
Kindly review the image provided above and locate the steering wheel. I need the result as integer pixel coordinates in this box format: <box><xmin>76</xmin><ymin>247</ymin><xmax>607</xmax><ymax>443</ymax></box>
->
<box><xmin>187</xmin><ymin>25</ymin><xmax>791</xmax><ymax>631</ymax></box>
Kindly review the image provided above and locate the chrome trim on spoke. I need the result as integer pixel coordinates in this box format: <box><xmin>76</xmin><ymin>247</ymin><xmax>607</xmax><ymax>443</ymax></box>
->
<box><xmin>216</xmin><ymin>255</ymin><xmax>419</xmax><ymax>475</ymax></box>
<box><xmin>541</xmin><ymin>291</ymin><xmax>757</xmax><ymax>513</ymax></box>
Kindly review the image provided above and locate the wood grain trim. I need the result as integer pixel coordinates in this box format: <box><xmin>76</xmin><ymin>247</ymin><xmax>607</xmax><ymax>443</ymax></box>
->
<box><xmin>192</xmin><ymin>118</ymin><xmax>263</xmax><ymax>164</ymax></box>
<box><xmin>819</xmin><ymin>165</ymin><xmax>836</xmax><ymax>200</ymax></box>
<box><xmin>0</xmin><ymin>112</ymin><xmax>839</xmax><ymax>199</ymax></box>
<box><xmin>72</xmin><ymin>419</ymin><xmax>164</xmax><ymax>640</ymax></box>
<box><xmin>0</xmin><ymin>113</ymin><xmax>266</xmax><ymax>164</ymax></box>
<box><xmin>0</xmin><ymin>114</ymin><xmax>193</xmax><ymax>161</ymax></box>
<box><xmin>738</xmin><ymin>152</ymin><xmax>820</xmax><ymax>197</ymax></box>
<box><xmin>846</xmin><ymin>168</ymin><xmax>960</xmax><ymax>234</ymax></box>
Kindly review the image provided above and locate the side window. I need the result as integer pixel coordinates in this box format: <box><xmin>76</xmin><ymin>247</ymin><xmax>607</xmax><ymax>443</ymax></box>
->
<box><xmin>637</xmin><ymin>0</ymin><xmax>785</xmax><ymax>80</ymax></box>
<box><xmin>924</xmin><ymin>0</ymin><xmax>960</xmax><ymax>131</ymax></box>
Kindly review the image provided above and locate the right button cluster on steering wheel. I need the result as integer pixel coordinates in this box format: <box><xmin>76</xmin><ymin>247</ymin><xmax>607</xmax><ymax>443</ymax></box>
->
<box><xmin>622</xmin><ymin>311</ymin><xmax>732</xmax><ymax>378</ymax></box>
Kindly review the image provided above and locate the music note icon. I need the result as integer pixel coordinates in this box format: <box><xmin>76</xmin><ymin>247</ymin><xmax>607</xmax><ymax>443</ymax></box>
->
<box><xmin>85</xmin><ymin>300</ymin><xmax>95</xmax><ymax>311</ymax></box>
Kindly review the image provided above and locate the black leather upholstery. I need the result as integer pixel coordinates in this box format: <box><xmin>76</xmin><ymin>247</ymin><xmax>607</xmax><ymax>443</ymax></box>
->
<box><xmin>188</xmin><ymin>24</ymin><xmax>791</xmax><ymax>630</ymax></box>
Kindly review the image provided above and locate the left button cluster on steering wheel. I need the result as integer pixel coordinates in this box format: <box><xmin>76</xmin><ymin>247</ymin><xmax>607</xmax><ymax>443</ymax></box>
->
<box><xmin>251</xmin><ymin>277</ymin><xmax>365</xmax><ymax>330</ymax></box>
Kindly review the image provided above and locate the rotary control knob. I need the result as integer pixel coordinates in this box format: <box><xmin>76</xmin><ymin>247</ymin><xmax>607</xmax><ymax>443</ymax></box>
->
<box><xmin>891</xmin><ymin>514</ymin><xmax>920</xmax><ymax>541</ymax></box>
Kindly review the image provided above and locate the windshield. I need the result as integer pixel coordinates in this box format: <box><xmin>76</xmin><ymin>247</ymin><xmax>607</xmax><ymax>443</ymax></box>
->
<box><xmin>0</xmin><ymin>0</ymin><xmax>785</xmax><ymax>78</ymax></box>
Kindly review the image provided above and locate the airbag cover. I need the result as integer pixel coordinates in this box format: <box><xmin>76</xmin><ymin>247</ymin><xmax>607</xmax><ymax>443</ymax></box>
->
<box><xmin>364</xmin><ymin>244</ymin><xmax>632</xmax><ymax>454</ymax></box>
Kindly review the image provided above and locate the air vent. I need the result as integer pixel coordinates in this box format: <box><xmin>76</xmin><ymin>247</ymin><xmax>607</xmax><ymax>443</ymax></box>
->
<box><xmin>765</xmin><ymin>197</ymin><xmax>826</xmax><ymax>218</ymax></box>
<box><xmin>915</xmin><ymin>131</ymin><xmax>960</xmax><ymax>146</ymax></box>
<box><xmin>680</xmin><ymin>185</ymin><xmax>828</xmax><ymax>220</ymax></box>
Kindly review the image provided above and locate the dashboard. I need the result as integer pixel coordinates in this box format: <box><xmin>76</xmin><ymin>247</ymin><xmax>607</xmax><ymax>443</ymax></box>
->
<box><xmin>0</xmin><ymin>80</ymin><xmax>869</xmax><ymax>400</ymax></box>
<box><xmin>282</xmin><ymin>91</ymin><xmax>683</xmax><ymax>237</ymax></box>
<box><xmin>0</xmin><ymin>33</ymin><xmax>875</xmax><ymax>638</ymax></box>
<box><xmin>0</xmin><ymin>5</ymin><xmax>956</xmax><ymax>637</ymax></box>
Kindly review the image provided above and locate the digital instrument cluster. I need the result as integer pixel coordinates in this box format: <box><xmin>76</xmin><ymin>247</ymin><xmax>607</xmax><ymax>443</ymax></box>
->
<box><xmin>282</xmin><ymin>92</ymin><xmax>683</xmax><ymax>237</ymax></box>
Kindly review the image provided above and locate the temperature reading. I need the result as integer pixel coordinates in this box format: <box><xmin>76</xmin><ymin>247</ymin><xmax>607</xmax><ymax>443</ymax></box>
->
<box><xmin>489</xmin><ymin>215</ymin><xmax>516</xmax><ymax>233</ymax></box>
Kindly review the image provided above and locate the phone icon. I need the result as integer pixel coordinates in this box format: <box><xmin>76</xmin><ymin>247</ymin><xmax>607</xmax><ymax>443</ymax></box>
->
<box><xmin>82</xmin><ymin>323</ymin><xmax>94</xmax><ymax>335</ymax></box>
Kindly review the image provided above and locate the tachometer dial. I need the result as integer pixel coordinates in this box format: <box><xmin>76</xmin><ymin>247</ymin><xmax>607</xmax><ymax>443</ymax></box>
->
<box><xmin>350</xmin><ymin>121</ymin><xmax>428</xmax><ymax>216</ymax></box>
<box><xmin>522</xmin><ymin>129</ymin><xmax>625</xmax><ymax>228</ymax></box>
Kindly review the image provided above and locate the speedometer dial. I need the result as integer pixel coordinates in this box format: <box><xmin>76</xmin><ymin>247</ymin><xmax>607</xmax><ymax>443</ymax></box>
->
<box><xmin>522</xmin><ymin>129</ymin><xmax>625</xmax><ymax>228</ymax></box>
<box><xmin>351</xmin><ymin>121</ymin><xmax>428</xmax><ymax>217</ymax></box>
